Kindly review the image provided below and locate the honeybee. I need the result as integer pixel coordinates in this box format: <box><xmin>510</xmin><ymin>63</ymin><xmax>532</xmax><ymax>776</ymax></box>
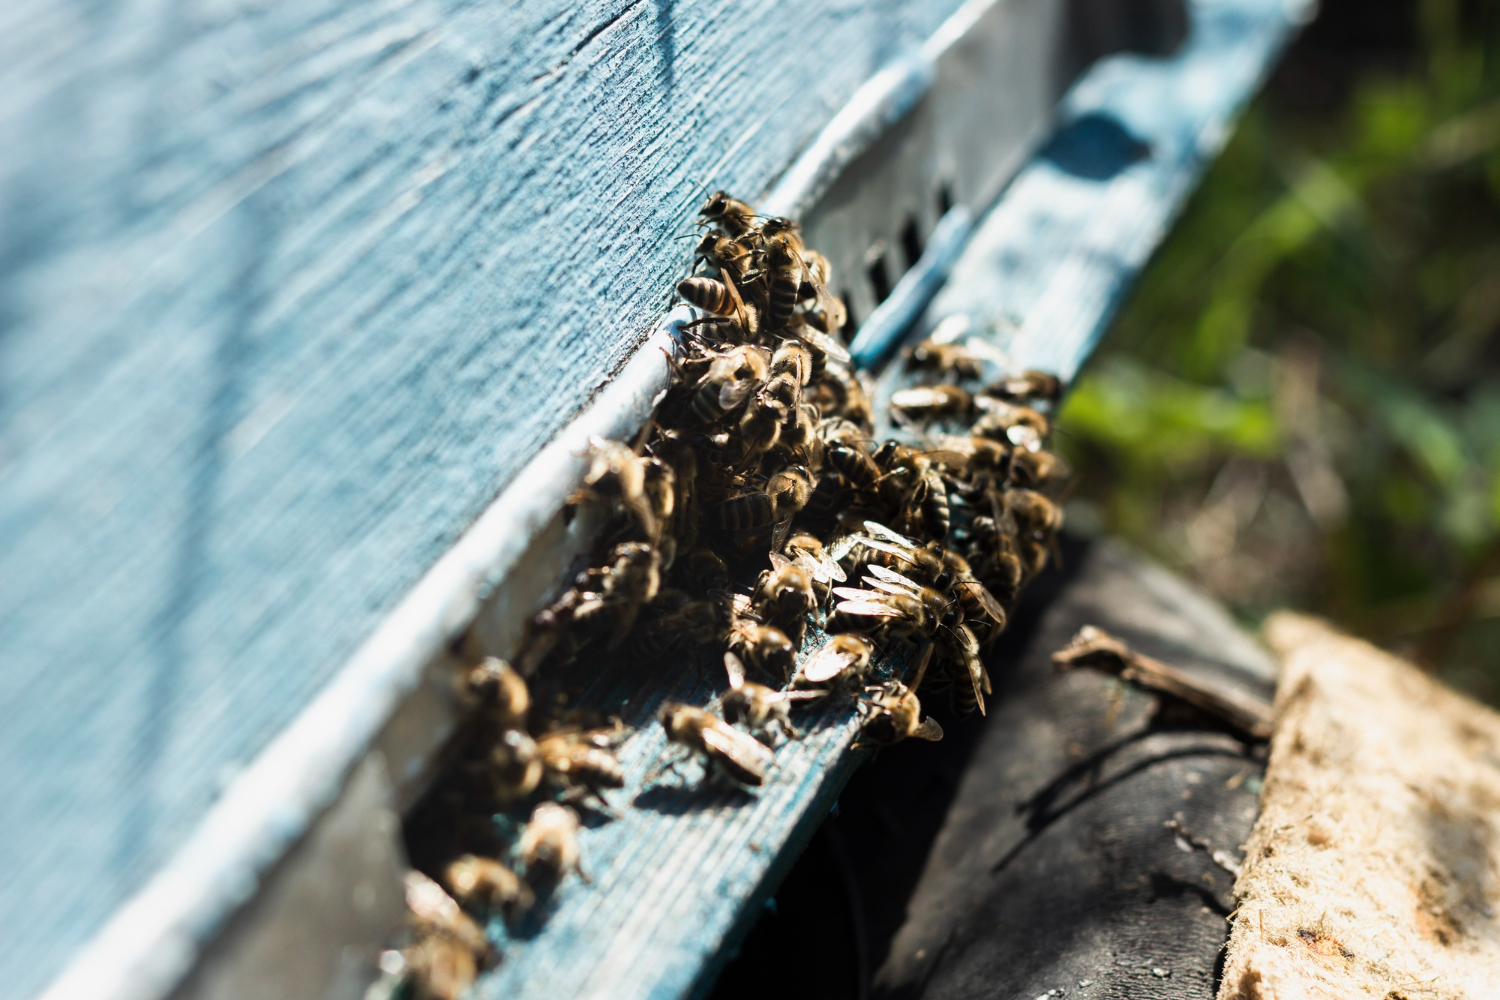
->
<box><xmin>715</xmin><ymin>489</ymin><xmax>775</xmax><ymax>532</ymax></box>
<box><xmin>572</xmin><ymin>437</ymin><xmax>661</xmax><ymax>541</ymax></box>
<box><xmin>795</xmin><ymin>632</ymin><xmax>873</xmax><ymax>689</ymax></box>
<box><xmin>536</xmin><ymin>726</ymin><xmax>628</xmax><ymax>812</ymax></box>
<box><xmin>770</xmin><ymin>336</ymin><xmax>814</xmax><ymax>389</ymax></box>
<box><xmin>462</xmin><ymin>657</ymin><xmax>530</xmax><ymax>731</ymax></box>
<box><xmin>488</xmin><ymin>728</ymin><xmax>544</xmax><ymax>803</ymax></box>
<box><xmin>694</xmin><ymin>231</ymin><xmax>755</xmax><ymax>280</ymax></box>
<box><xmin>402</xmin><ymin>871</ymin><xmax>493</xmax><ymax>1000</ymax></box>
<box><xmin>1006</xmin><ymin>488</ymin><xmax>1064</xmax><ymax>578</ymax></box>
<box><xmin>906</xmin><ymin>340</ymin><xmax>984</xmax><ymax>381</ymax></box>
<box><xmin>937</xmin><ymin>620</ymin><xmax>987</xmax><ymax>717</ymax></box>
<box><xmin>854</xmin><ymin>645</ymin><xmax>943</xmax><ymax>748</ymax></box>
<box><xmin>890</xmin><ymin>384</ymin><xmax>973</xmax><ymax>421</ymax></box>
<box><xmin>572</xmin><ymin>542</ymin><xmax>662</xmax><ymax>648</ymax></box>
<box><xmin>443</xmin><ymin>855</ymin><xmax>534</xmax><ymax>916</ymax></box>
<box><xmin>831</xmin><ymin>574</ymin><xmax>944</xmax><ymax>643</ymax></box>
<box><xmin>678</xmin><ymin>273</ymin><xmax>755</xmax><ymax>335</ymax></box>
<box><xmin>824</xmin><ymin>435</ymin><xmax>881</xmax><ymax>491</ymax></box>
<box><xmin>760</xmin><ymin>232</ymin><xmax>805</xmax><ymax>333</ymax></box>
<box><xmin>778</xmin><ymin>402</ymin><xmax>822</xmax><ymax>468</ymax></box>
<box><xmin>657</xmin><ymin>702</ymin><xmax>775</xmax><ymax>786</ymax></box>
<box><xmin>517</xmin><ymin>802</ymin><xmax>583</xmax><ymax>883</ymax></box>
<box><xmin>689</xmin><ymin>345</ymin><xmax>769</xmax><ymax>425</ymax></box>
<box><xmin>983</xmin><ymin>369</ymin><xmax>1063</xmax><ymax>405</ymax></box>
<box><xmin>1009</xmin><ymin>447</ymin><xmax>1070</xmax><ymax>492</ymax></box>
<box><xmin>728</xmin><ymin>617</ymin><xmax>797</xmax><ymax>680</ymax></box>
<box><xmin>971</xmin><ymin>399</ymin><xmax>1050</xmax><ymax>452</ymax></box>
<box><xmin>906</xmin><ymin>466</ymin><xmax>951</xmax><ymax>540</ymax></box>
<box><xmin>751</xmin><ymin>551</ymin><xmax>817</xmax><ymax>645</ymax></box>
<box><xmin>738</xmin><ymin>393</ymin><xmax>787</xmax><ymax>463</ymax></box>
<box><xmin>799</xmin><ymin>248</ymin><xmax>833</xmax><ymax>298</ymax></box>
<box><xmin>698</xmin><ymin>190</ymin><xmax>757</xmax><ymax>237</ymax></box>
<box><xmin>722</xmin><ymin>651</ymin><xmax>821</xmax><ymax>744</ymax></box>
<box><xmin>856</xmin><ymin>679</ymin><xmax>944</xmax><ymax>748</ymax></box>
<box><xmin>783</xmin><ymin>532</ymin><xmax>847</xmax><ymax>588</ymax></box>
<box><xmin>966</xmin><ymin>515</ymin><xmax>1026</xmax><ymax>606</ymax></box>
<box><xmin>766</xmin><ymin>463</ymin><xmax>814</xmax><ymax>547</ymax></box>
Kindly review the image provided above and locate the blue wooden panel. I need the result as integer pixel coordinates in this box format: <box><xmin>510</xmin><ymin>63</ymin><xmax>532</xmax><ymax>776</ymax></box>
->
<box><xmin>0</xmin><ymin>3</ymin><xmax>979</xmax><ymax>996</ymax></box>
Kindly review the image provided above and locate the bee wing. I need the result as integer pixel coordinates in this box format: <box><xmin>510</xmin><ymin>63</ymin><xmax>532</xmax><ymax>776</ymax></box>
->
<box><xmin>912</xmin><ymin>717</ymin><xmax>945</xmax><ymax>742</ymax></box>
<box><xmin>890</xmin><ymin>387</ymin><xmax>957</xmax><ymax>411</ymax></box>
<box><xmin>793</xmin><ymin>324</ymin><xmax>852</xmax><ymax>366</ymax></box>
<box><xmin>862</xmin><ymin>521</ymin><xmax>918</xmax><ymax>548</ymax></box>
<box><xmin>782</xmin><ymin>689</ymin><xmax>828</xmax><ymax>701</ymax></box>
<box><xmin>718</xmin><ymin>379</ymin><xmax>757</xmax><ymax>411</ymax></box>
<box><xmin>701</xmin><ymin>723</ymin><xmax>772</xmax><ymax>785</ymax></box>
<box><xmin>723</xmin><ymin>650</ymin><xmax>747</xmax><ymax>690</ymax></box>
<box><xmin>955</xmin><ymin>624</ymin><xmax>986</xmax><ymax>716</ymax></box>
<box><xmin>835</xmin><ymin>600</ymin><xmax>907</xmax><ymax>619</ymax></box>
<box><xmin>721</xmin><ymin>268</ymin><xmax>750</xmax><ymax>329</ymax></box>
<box><xmin>1007</xmin><ymin>425</ymin><xmax>1043</xmax><ymax>452</ymax></box>
<box><xmin>862</xmin><ymin>577</ymin><xmax>918</xmax><ymax>599</ymax></box>
<box><xmin>730</xmin><ymin>592</ymin><xmax>756</xmax><ymax>619</ymax></box>
<box><xmin>825</xmin><ymin>533</ymin><xmax>862</xmax><ymax>562</ymax></box>
<box><xmin>801</xmin><ymin>645</ymin><xmax>854</xmax><ymax>683</ymax></box>
<box><xmin>771</xmin><ymin>515</ymin><xmax>794</xmax><ymax>554</ymax></box>
<box><xmin>832</xmin><ymin>586</ymin><xmax>885</xmax><ymax>602</ymax></box>
<box><xmin>863</xmin><ymin>563</ymin><xmax>921</xmax><ymax>591</ymax></box>
<box><xmin>768</xmin><ymin>550</ymin><xmax>793</xmax><ymax>571</ymax></box>
<box><xmin>794</xmin><ymin>551</ymin><xmax>845</xmax><ymax>584</ymax></box>
<box><xmin>957</xmin><ymin>579</ymin><xmax>1008</xmax><ymax>626</ymax></box>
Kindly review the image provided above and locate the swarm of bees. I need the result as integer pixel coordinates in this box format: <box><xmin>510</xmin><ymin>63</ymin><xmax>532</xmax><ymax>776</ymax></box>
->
<box><xmin>388</xmin><ymin>192</ymin><xmax>1067</xmax><ymax>998</ymax></box>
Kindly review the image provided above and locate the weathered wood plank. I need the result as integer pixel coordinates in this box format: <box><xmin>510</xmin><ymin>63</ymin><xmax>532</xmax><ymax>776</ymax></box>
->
<box><xmin>1</xmin><ymin>3</ymin><xmax>980</xmax><ymax>995</ymax></box>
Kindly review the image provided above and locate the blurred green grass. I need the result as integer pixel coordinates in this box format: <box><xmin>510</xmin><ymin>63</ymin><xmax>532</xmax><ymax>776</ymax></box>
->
<box><xmin>1057</xmin><ymin>0</ymin><xmax>1500</xmax><ymax>700</ymax></box>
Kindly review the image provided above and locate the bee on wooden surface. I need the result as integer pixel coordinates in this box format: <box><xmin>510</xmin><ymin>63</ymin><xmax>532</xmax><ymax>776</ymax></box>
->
<box><xmin>721</xmin><ymin>651</ymin><xmax>821</xmax><ymax>744</ymax></box>
<box><xmin>751</xmin><ymin>551</ymin><xmax>817</xmax><ymax>646</ymax></box>
<box><xmin>983</xmin><ymin>369</ymin><xmax>1063</xmax><ymax>405</ymax></box>
<box><xmin>536</xmin><ymin>727</ymin><xmax>628</xmax><ymax>812</ymax></box>
<box><xmin>1006</xmin><ymin>488</ymin><xmax>1064</xmax><ymax>579</ymax></box>
<box><xmin>517</xmin><ymin>802</ymin><xmax>583</xmax><ymax>883</ymax></box>
<box><xmin>770</xmin><ymin>337</ymin><xmax>814</xmax><ymax>389</ymax></box>
<box><xmin>905</xmin><ymin>466</ymin><xmax>951</xmax><ymax>540</ymax></box>
<box><xmin>795</xmin><ymin>632</ymin><xmax>873</xmax><ymax>690</ymax></box>
<box><xmin>784</xmin><ymin>532</ymin><xmax>847</xmax><ymax>588</ymax></box>
<box><xmin>715</xmin><ymin>488</ymin><xmax>775</xmax><ymax>533</ymax></box>
<box><xmin>778</xmin><ymin>402</ymin><xmax>822</xmax><ymax>469</ymax></box>
<box><xmin>728</xmin><ymin>615</ymin><xmax>797</xmax><ymax>680</ymax></box>
<box><xmin>488</xmin><ymin>728</ymin><xmax>544</xmax><ymax>803</ymax></box>
<box><xmin>854</xmin><ymin>646</ymin><xmax>943</xmax><ymax>748</ymax></box>
<box><xmin>402</xmin><ymin>870</ymin><xmax>493</xmax><ymax>1000</ymax></box>
<box><xmin>690</xmin><ymin>345</ymin><xmax>769</xmax><ymax>425</ymax></box>
<box><xmin>694</xmin><ymin>231</ymin><xmax>755</xmax><ymax>281</ymax></box>
<box><xmin>856</xmin><ymin>679</ymin><xmax>944</xmax><ymax>748</ymax></box>
<box><xmin>656</xmin><ymin>702</ymin><xmax>775</xmax><ymax>786</ymax></box>
<box><xmin>698</xmin><ymin>190</ymin><xmax>758</xmax><ymax>237</ymax></box>
<box><xmin>572</xmin><ymin>437</ymin><xmax>660</xmax><ymax>542</ymax></box>
<box><xmin>573</xmin><ymin>542</ymin><xmax>662</xmax><ymax>648</ymax></box>
<box><xmin>739</xmin><ymin>397</ymin><xmax>788</xmax><ymax>467</ymax></box>
<box><xmin>965</xmin><ymin>516</ymin><xmax>1026</xmax><ymax>607</ymax></box>
<box><xmin>937</xmin><ymin>620</ymin><xmax>987</xmax><ymax>717</ymax></box>
<box><xmin>766</xmin><ymin>463</ymin><xmax>814</xmax><ymax>547</ymax></box>
<box><xmin>678</xmin><ymin>273</ymin><xmax>756</xmax><ymax>336</ymax></box>
<box><xmin>906</xmin><ymin>340</ymin><xmax>984</xmax><ymax>381</ymax></box>
<box><xmin>1008</xmin><ymin>447</ymin><xmax>1070</xmax><ymax>493</ymax></box>
<box><xmin>759</xmin><ymin>232</ymin><xmax>805</xmax><ymax>333</ymax></box>
<box><xmin>890</xmin><ymin>384</ymin><xmax>974</xmax><ymax>421</ymax></box>
<box><xmin>831</xmin><ymin>576</ymin><xmax>941</xmax><ymax>643</ymax></box>
<box><xmin>462</xmin><ymin>657</ymin><xmax>530</xmax><ymax>731</ymax></box>
<box><xmin>443</xmin><ymin>854</ymin><xmax>534</xmax><ymax>916</ymax></box>
<box><xmin>971</xmin><ymin>399</ymin><xmax>1050</xmax><ymax>452</ymax></box>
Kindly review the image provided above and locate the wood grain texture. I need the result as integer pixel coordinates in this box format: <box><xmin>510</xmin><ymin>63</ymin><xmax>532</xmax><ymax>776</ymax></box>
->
<box><xmin>0</xmin><ymin>3</ymin><xmax>973</xmax><ymax>995</ymax></box>
<box><xmin>913</xmin><ymin>0</ymin><xmax>1315</xmax><ymax>381</ymax></box>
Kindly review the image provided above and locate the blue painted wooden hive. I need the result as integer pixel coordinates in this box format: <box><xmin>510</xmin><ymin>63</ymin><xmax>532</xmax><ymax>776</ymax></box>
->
<box><xmin>0</xmin><ymin>0</ymin><xmax>1312</xmax><ymax>997</ymax></box>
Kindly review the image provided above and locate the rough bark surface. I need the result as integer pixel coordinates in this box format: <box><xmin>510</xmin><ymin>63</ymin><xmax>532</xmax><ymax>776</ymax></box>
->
<box><xmin>1219</xmin><ymin>613</ymin><xmax>1500</xmax><ymax>1000</ymax></box>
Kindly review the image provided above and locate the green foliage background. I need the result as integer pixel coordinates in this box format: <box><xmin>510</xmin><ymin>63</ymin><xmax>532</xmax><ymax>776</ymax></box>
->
<box><xmin>1057</xmin><ymin>0</ymin><xmax>1500</xmax><ymax>700</ymax></box>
